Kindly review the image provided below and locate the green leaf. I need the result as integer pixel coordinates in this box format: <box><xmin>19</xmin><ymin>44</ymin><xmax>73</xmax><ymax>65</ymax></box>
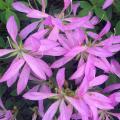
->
<box><xmin>0</xmin><ymin>84</ymin><xmax>7</xmax><ymax>97</ymax></box>
<box><xmin>80</xmin><ymin>1</ymin><xmax>92</xmax><ymax>8</ymax></box>
<box><xmin>0</xmin><ymin>11</ymin><xmax>6</xmax><ymax>23</ymax></box>
<box><xmin>90</xmin><ymin>0</ymin><xmax>104</xmax><ymax>7</ymax></box>
<box><xmin>79</xmin><ymin>1</ymin><xmax>92</xmax><ymax>17</ymax></box>
<box><xmin>106</xmin><ymin>74</ymin><xmax>120</xmax><ymax>86</ymax></box>
<box><xmin>115</xmin><ymin>21</ymin><xmax>120</xmax><ymax>35</ymax></box>
<box><xmin>94</xmin><ymin>7</ymin><xmax>108</xmax><ymax>21</ymax></box>
<box><xmin>5</xmin><ymin>99</ymin><xmax>14</xmax><ymax>109</ymax></box>
<box><xmin>114</xmin><ymin>0</ymin><xmax>120</xmax><ymax>13</ymax></box>
<box><xmin>5</xmin><ymin>0</ymin><xmax>14</xmax><ymax>6</ymax></box>
<box><xmin>79</xmin><ymin>8</ymin><xmax>92</xmax><ymax>17</ymax></box>
<box><xmin>0</xmin><ymin>0</ymin><xmax>8</xmax><ymax>10</ymax></box>
<box><xmin>10</xmin><ymin>89</ymin><xmax>17</xmax><ymax>96</ymax></box>
<box><xmin>0</xmin><ymin>37</ymin><xmax>6</xmax><ymax>48</ymax></box>
<box><xmin>106</xmin><ymin>7</ymin><xmax>112</xmax><ymax>20</ymax></box>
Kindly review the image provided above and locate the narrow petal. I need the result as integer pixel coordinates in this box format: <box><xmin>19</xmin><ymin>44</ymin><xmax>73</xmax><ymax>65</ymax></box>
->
<box><xmin>89</xmin><ymin>75</ymin><xmax>108</xmax><ymax>87</ymax></box>
<box><xmin>39</xmin><ymin>40</ymin><xmax>59</xmax><ymax>52</ymax></box>
<box><xmin>59</xmin><ymin>100</ymin><xmax>70</xmax><ymax>120</ymax></box>
<box><xmin>65</xmin><ymin>46</ymin><xmax>87</xmax><ymax>57</ymax></box>
<box><xmin>85</xmin><ymin>54</ymin><xmax>96</xmax><ymax>79</ymax></box>
<box><xmin>45</xmin><ymin>47</ymin><xmax>67</xmax><ymax>56</ymax></box>
<box><xmin>64</xmin><ymin>16</ymin><xmax>93</xmax><ymax>30</ymax></box>
<box><xmin>70</xmin><ymin>63</ymin><xmax>85</xmax><ymax>80</ymax></box>
<box><xmin>12</xmin><ymin>2</ymin><xmax>32</xmax><ymax>13</ymax></box>
<box><xmin>0</xmin><ymin>58</ymin><xmax>25</xmax><ymax>82</ymax></box>
<box><xmin>87</xmin><ymin>47</ymin><xmax>113</xmax><ymax>57</ymax></box>
<box><xmin>7</xmin><ymin>73</ymin><xmax>18</xmax><ymax>87</ymax></box>
<box><xmin>111</xmin><ymin>92</ymin><xmax>120</xmax><ymax>102</ymax></box>
<box><xmin>17</xmin><ymin>64</ymin><xmax>30</xmax><ymax>95</ymax></box>
<box><xmin>58</xmin><ymin>35</ymin><xmax>70</xmax><ymax>50</ymax></box>
<box><xmin>27</xmin><ymin>9</ymin><xmax>48</xmax><ymax>18</ymax></box>
<box><xmin>76</xmin><ymin>77</ymin><xmax>89</xmax><ymax>96</ymax></box>
<box><xmin>41</xmin><ymin>0</ymin><xmax>47</xmax><ymax>12</ymax></box>
<box><xmin>38</xmin><ymin>85</ymin><xmax>51</xmax><ymax>117</ymax></box>
<box><xmin>31</xmin><ymin>29</ymin><xmax>48</xmax><ymax>39</ymax></box>
<box><xmin>24</xmin><ymin>37</ymin><xmax>40</xmax><ymax>51</ymax></box>
<box><xmin>23</xmin><ymin>92</ymin><xmax>57</xmax><ymax>100</ymax></box>
<box><xmin>90</xmin><ymin>16</ymin><xmax>99</xmax><ymax>25</ymax></box>
<box><xmin>48</xmin><ymin>27</ymin><xmax>59</xmax><ymax>41</ymax></box>
<box><xmin>102</xmin><ymin>0</ymin><xmax>113</xmax><ymax>9</ymax></box>
<box><xmin>89</xmin><ymin>92</ymin><xmax>112</xmax><ymax>103</ymax></box>
<box><xmin>103</xmin><ymin>83</ymin><xmax>120</xmax><ymax>93</ymax></box>
<box><xmin>100</xmin><ymin>35</ymin><xmax>120</xmax><ymax>46</ymax></box>
<box><xmin>51</xmin><ymin>56</ymin><xmax>74</xmax><ymax>68</ymax></box>
<box><xmin>52</xmin><ymin>18</ymin><xmax>64</xmax><ymax>31</ymax></box>
<box><xmin>65</xmin><ymin>97</ymin><xmax>89</xmax><ymax>117</ymax></box>
<box><xmin>73</xmin><ymin>29</ymin><xmax>86</xmax><ymax>45</ymax></box>
<box><xmin>42</xmin><ymin>100</ymin><xmax>60</xmax><ymax>120</ymax></box>
<box><xmin>84</xmin><ymin>93</ymin><xmax>113</xmax><ymax>110</ymax></box>
<box><xmin>6</xmin><ymin>16</ymin><xmax>18</xmax><ymax>43</ymax></box>
<box><xmin>65</xmin><ymin>31</ymin><xmax>75</xmax><ymax>47</ymax></box>
<box><xmin>105</xmin><ymin>44</ymin><xmax>120</xmax><ymax>52</ymax></box>
<box><xmin>99</xmin><ymin>21</ymin><xmax>111</xmax><ymax>37</ymax></box>
<box><xmin>72</xmin><ymin>2</ymin><xmax>80</xmax><ymax>16</ymax></box>
<box><xmin>56</xmin><ymin>68</ymin><xmax>65</xmax><ymax>89</ymax></box>
<box><xmin>89</xmin><ymin>106</ymin><xmax>98</xmax><ymax>120</ymax></box>
<box><xmin>111</xmin><ymin>60</ymin><xmax>120</xmax><ymax>78</ymax></box>
<box><xmin>36</xmin><ymin>59</ymin><xmax>52</xmax><ymax>77</ymax></box>
<box><xmin>64</xmin><ymin>0</ymin><xmax>72</xmax><ymax>10</ymax></box>
<box><xmin>22</xmin><ymin>53</ymin><xmax>46</xmax><ymax>80</ymax></box>
<box><xmin>19</xmin><ymin>21</ymin><xmax>39</xmax><ymax>39</ymax></box>
<box><xmin>87</xmin><ymin>32</ymin><xmax>99</xmax><ymax>40</ymax></box>
<box><xmin>93</xmin><ymin>57</ymin><xmax>110</xmax><ymax>72</ymax></box>
<box><xmin>0</xmin><ymin>49</ymin><xmax>14</xmax><ymax>57</ymax></box>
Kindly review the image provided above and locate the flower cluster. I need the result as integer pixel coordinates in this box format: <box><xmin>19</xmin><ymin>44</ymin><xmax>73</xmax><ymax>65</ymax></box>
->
<box><xmin>0</xmin><ymin>0</ymin><xmax>120</xmax><ymax>120</ymax></box>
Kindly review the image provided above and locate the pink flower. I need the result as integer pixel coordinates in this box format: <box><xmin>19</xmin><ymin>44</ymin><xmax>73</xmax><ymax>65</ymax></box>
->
<box><xmin>12</xmin><ymin>1</ymin><xmax>94</xmax><ymax>42</ymax></box>
<box><xmin>23</xmin><ymin>68</ymin><xmax>91</xmax><ymax>119</ymax></box>
<box><xmin>99</xmin><ymin>84</ymin><xmax>120</xmax><ymax>120</ymax></box>
<box><xmin>51</xmin><ymin>21</ymin><xmax>120</xmax><ymax>82</ymax></box>
<box><xmin>75</xmin><ymin>71</ymin><xmax>114</xmax><ymax>119</ymax></box>
<box><xmin>0</xmin><ymin>16</ymin><xmax>56</xmax><ymax>95</ymax></box>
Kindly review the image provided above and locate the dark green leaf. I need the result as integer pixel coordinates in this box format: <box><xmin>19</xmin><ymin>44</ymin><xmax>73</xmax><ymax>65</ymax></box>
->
<box><xmin>115</xmin><ymin>21</ymin><xmax>120</xmax><ymax>35</ymax></box>
<box><xmin>0</xmin><ymin>37</ymin><xmax>6</xmax><ymax>48</ymax></box>
<box><xmin>79</xmin><ymin>7</ymin><xmax>92</xmax><ymax>17</ymax></box>
<box><xmin>5</xmin><ymin>0</ymin><xmax>14</xmax><ymax>6</ymax></box>
<box><xmin>0</xmin><ymin>0</ymin><xmax>8</xmax><ymax>10</ymax></box>
<box><xmin>94</xmin><ymin>7</ymin><xmax>108</xmax><ymax>21</ymax></box>
<box><xmin>0</xmin><ymin>84</ymin><xmax>7</xmax><ymax>97</ymax></box>
<box><xmin>80</xmin><ymin>1</ymin><xmax>92</xmax><ymax>8</ymax></box>
<box><xmin>90</xmin><ymin>0</ymin><xmax>104</xmax><ymax>7</ymax></box>
<box><xmin>106</xmin><ymin>74</ymin><xmax>120</xmax><ymax>86</ymax></box>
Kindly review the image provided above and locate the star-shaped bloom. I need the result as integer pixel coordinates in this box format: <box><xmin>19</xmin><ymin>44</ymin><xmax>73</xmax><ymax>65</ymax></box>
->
<box><xmin>0</xmin><ymin>16</ymin><xmax>61</xmax><ymax>94</ymax></box>
<box><xmin>23</xmin><ymin>68</ymin><xmax>92</xmax><ymax>120</ymax></box>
